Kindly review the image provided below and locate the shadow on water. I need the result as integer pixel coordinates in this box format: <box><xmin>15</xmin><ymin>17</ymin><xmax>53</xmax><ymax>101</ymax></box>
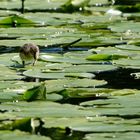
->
<box><xmin>95</xmin><ymin>67</ymin><xmax>140</xmax><ymax>89</ymax></box>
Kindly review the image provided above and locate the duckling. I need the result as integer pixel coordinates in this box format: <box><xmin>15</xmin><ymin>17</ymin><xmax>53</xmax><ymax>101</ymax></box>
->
<box><xmin>19</xmin><ymin>43</ymin><xmax>39</xmax><ymax>67</ymax></box>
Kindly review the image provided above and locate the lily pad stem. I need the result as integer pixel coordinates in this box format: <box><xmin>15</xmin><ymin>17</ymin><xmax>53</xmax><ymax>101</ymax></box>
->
<box><xmin>21</xmin><ymin>0</ymin><xmax>25</xmax><ymax>14</ymax></box>
<box><xmin>62</xmin><ymin>38</ymin><xmax>82</xmax><ymax>51</ymax></box>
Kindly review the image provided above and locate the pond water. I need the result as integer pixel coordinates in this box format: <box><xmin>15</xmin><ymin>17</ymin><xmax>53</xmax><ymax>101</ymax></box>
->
<box><xmin>0</xmin><ymin>0</ymin><xmax>140</xmax><ymax>140</ymax></box>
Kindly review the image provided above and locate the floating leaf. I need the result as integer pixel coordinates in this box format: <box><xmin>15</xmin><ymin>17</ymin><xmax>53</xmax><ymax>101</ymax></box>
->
<box><xmin>113</xmin><ymin>58</ymin><xmax>140</xmax><ymax>68</ymax></box>
<box><xmin>23</xmin><ymin>69</ymin><xmax>66</xmax><ymax>79</ymax></box>
<box><xmin>109</xmin><ymin>21</ymin><xmax>140</xmax><ymax>32</ymax></box>
<box><xmin>0</xmin><ymin>15</ymin><xmax>36</xmax><ymax>27</ymax></box>
<box><xmin>86</xmin><ymin>54</ymin><xmax>128</xmax><ymax>61</ymax></box>
<box><xmin>128</xmin><ymin>39</ymin><xmax>140</xmax><ymax>46</ymax></box>
<box><xmin>0</xmin><ymin>65</ymin><xmax>23</xmax><ymax>80</ymax></box>
<box><xmin>85</xmin><ymin>132</ymin><xmax>140</xmax><ymax>140</ymax></box>
<box><xmin>43</xmin><ymin>64</ymin><xmax>117</xmax><ymax>74</ymax></box>
<box><xmin>65</xmin><ymin>72</ymin><xmax>95</xmax><ymax>78</ymax></box>
<box><xmin>40</xmin><ymin>54</ymin><xmax>92</xmax><ymax>64</ymax></box>
<box><xmin>0</xmin><ymin>130</ymin><xmax>51</xmax><ymax>140</ymax></box>
<box><xmin>45</xmin><ymin>79</ymin><xmax>107</xmax><ymax>89</ymax></box>
<box><xmin>0</xmin><ymin>101</ymin><xmax>94</xmax><ymax>118</ymax></box>
<box><xmin>81</xmin><ymin>22</ymin><xmax>108</xmax><ymax>30</ymax></box>
<box><xmin>116</xmin><ymin>44</ymin><xmax>140</xmax><ymax>51</ymax></box>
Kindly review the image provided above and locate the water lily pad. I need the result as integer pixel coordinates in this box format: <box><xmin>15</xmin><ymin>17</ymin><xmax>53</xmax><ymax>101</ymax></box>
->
<box><xmin>42</xmin><ymin>64</ymin><xmax>118</xmax><ymax>76</ymax></box>
<box><xmin>85</xmin><ymin>132</ymin><xmax>140</xmax><ymax>140</ymax></box>
<box><xmin>116</xmin><ymin>44</ymin><xmax>140</xmax><ymax>51</ymax></box>
<box><xmin>23</xmin><ymin>69</ymin><xmax>66</xmax><ymax>79</ymax></box>
<box><xmin>0</xmin><ymin>15</ymin><xmax>36</xmax><ymax>27</ymax></box>
<box><xmin>64</xmin><ymin>64</ymin><xmax>117</xmax><ymax>73</ymax></box>
<box><xmin>72</xmin><ymin>37</ymin><xmax>125</xmax><ymax>48</ymax></box>
<box><xmin>0</xmin><ymin>81</ymin><xmax>40</xmax><ymax>102</ymax></box>
<box><xmin>46</xmin><ymin>79</ymin><xmax>107</xmax><ymax>88</ymax></box>
<box><xmin>0</xmin><ymin>130</ymin><xmax>51</xmax><ymax>140</ymax></box>
<box><xmin>109</xmin><ymin>21</ymin><xmax>140</xmax><ymax>32</ymax></box>
<box><xmin>113</xmin><ymin>58</ymin><xmax>140</xmax><ymax>68</ymax></box>
<box><xmin>81</xmin><ymin>22</ymin><xmax>108</xmax><ymax>30</ymax></box>
<box><xmin>90</xmin><ymin>46</ymin><xmax>136</xmax><ymax>56</ymax></box>
<box><xmin>80</xmin><ymin>93</ymin><xmax>140</xmax><ymax>116</ymax></box>
<box><xmin>0</xmin><ymin>65</ymin><xmax>23</xmax><ymax>81</ymax></box>
<box><xmin>23</xmin><ymin>83</ymin><xmax>46</xmax><ymax>101</ymax></box>
<box><xmin>0</xmin><ymin>101</ymin><xmax>94</xmax><ymax>118</ymax></box>
<box><xmin>0</xmin><ymin>0</ymin><xmax>140</xmax><ymax>138</ymax></box>
<box><xmin>86</xmin><ymin>54</ymin><xmax>128</xmax><ymax>61</ymax></box>
<box><xmin>128</xmin><ymin>39</ymin><xmax>140</xmax><ymax>46</ymax></box>
<box><xmin>42</xmin><ymin>115</ymin><xmax>140</xmax><ymax>133</ymax></box>
<box><xmin>40</xmin><ymin>54</ymin><xmax>92</xmax><ymax>64</ymax></box>
<box><xmin>72</xmin><ymin>121</ymin><xmax>140</xmax><ymax>132</ymax></box>
<box><xmin>65</xmin><ymin>72</ymin><xmax>95</xmax><ymax>78</ymax></box>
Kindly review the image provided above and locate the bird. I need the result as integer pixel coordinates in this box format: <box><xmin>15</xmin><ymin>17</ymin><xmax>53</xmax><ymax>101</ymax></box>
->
<box><xmin>19</xmin><ymin>43</ymin><xmax>39</xmax><ymax>67</ymax></box>
<box><xmin>106</xmin><ymin>8</ymin><xmax>123</xmax><ymax>20</ymax></box>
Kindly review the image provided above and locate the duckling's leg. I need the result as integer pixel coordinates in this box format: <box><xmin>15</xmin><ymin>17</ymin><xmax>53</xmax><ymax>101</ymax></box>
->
<box><xmin>32</xmin><ymin>51</ymin><xmax>39</xmax><ymax>66</ymax></box>
<box><xmin>32</xmin><ymin>59</ymin><xmax>36</xmax><ymax>66</ymax></box>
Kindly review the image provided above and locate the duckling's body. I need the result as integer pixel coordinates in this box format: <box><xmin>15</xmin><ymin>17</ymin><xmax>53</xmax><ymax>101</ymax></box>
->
<box><xmin>19</xmin><ymin>43</ymin><xmax>39</xmax><ymax>67</ymax></box>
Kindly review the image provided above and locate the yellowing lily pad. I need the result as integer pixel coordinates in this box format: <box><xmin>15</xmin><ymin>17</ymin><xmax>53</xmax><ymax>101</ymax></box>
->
<box><xmin>86</xmin><ymin>54</ymin><xmax>128</xmax><ymax>61</ymax></box>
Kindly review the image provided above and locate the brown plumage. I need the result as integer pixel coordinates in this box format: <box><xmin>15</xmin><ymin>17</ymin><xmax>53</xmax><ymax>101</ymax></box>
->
<box><xmin>19</xmin><ymin>43</ymin><xmax>39</xmax><ymax>67</ymax></box>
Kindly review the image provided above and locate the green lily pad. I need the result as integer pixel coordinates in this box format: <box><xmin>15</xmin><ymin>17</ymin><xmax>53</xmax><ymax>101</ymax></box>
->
<box><xmin>40</xmin><ymin>54</ymin><xmax>92</xmax><ymax>64</ymax></box>
<box><xmin>0</xmin><ymin>130</ymin><xmax>51</xmax><ymax>140</ymax></box>
<box><xmin>85</xmin><ymin>132</ymin><xmax>140</xmax><ymax>140</ymax></box>
<box><xmin>0</xmin><ymin>81</ymin><xmax>40</xmax><ymax>102</ymax></box>
<box><xmin>65</xmin><ymin>64</ymin><xmax>117</xmax><ymax>73</ymax></box>
<box><xmin>0</xmin><ymin>65</ymin><xmax>23</xmax><ymax>81</ymax></box>
<box><xmin>72</xmin><ymin>37</ymin><xmax>125</xmax><ymax>48</ymax></box>
<box><xmin>90</xmin><ymin>46</ymin><xmax>136</xmax><ymax>56</ymax></box>
<box><xmin>0</xmin><ymin>15</ymin><xmax>36</xmax><ymax>27</ymax></box>
<box><xmin>80</xmin><ymin>93</ymin><xmax>140</xmax><ymax>115</ymax></box>
<box><xmin>115</xmin><ymin>44</ymin><xmax>140</xmax><ymax>51</ymax></box>
<box><xmin>41</xmin><ymin>64</ymin><xmax>117</xmax><ymax>76</ymax></box>
<box><xmin>46</xmin><ymin>79</ymin><xmax>107</xmax><ymax>88</ymax></box>
<box><xmin>72</xmin><ymin>121</ymin><xmax>140</xmax><ymax>132</ymax></box>
<box><xmin>23</xmin><ymin>69</ymin><xmax>66</xmax><ymax>79</ymax></box>
<box><xmin>65</xmin><ymin>72</ymin><xmax>95</xmax><ymax>78</ymax></box>
<box><xmin>0</xmin><ymin>118</ymin><xmax>32</xmax><ymax>131</ymax></box>
<box><xmin>81</xmin><ymin>22</ymin><xmax>108</xmax><ymax>30</ymax></box>
<box><xmin>113</xmin><ymin>58</ymin><xmax>140</xmax><ymax>68</ymax></box>
<box><xmin>0</xmin><ymin>101</ymin><xmax>94</xmax><ymax>118</ymax></box>
<box><xmin>128</xmin><ymin>39</ymin><xmax>140</xmax><ymax>46</ymax></box>
<box><xmin>86</xmin><ymin>54</ymin><xmax>128</xmax><ymax>61</ymax></box>
<box><xmin>23</xmin><ymin>83</ymin><xmax>46</xmax><ymax>102</ymax></box>
<box><xmin>109</xmin><ymin>21</ymin><xmax>140</xmax><ymax>33</ymax></box>
<box><xmin>56</xmin><ymin>88</ymin><xmax>113</xmax><ymax>104</ymax></box>
<box><xmin>42</xmin><ymin>116</ymin><xmax>140</xmax><ymax>134</ymax></box>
